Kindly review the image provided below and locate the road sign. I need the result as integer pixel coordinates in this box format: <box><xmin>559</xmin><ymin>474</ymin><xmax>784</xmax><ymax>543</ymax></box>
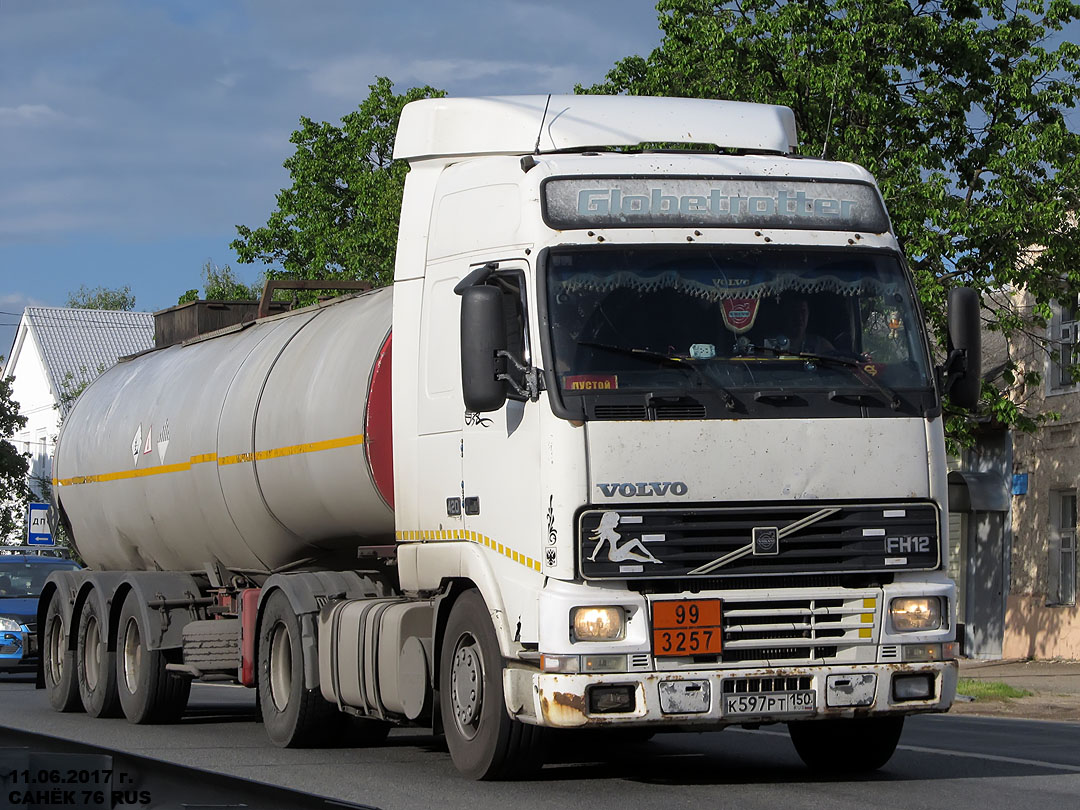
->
<box><xmin>27</xmin><ymin>502</ymin><xmax>53</xmax><ymax>546</ymax></box>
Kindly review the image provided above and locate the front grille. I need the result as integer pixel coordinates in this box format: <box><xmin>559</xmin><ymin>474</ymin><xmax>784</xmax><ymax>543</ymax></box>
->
<box><xmin>652</xmin><ymin>590</ymin><xmax>879</xmax><ymax>670</ymax></box>
<box><xmin>723</xmin><ymin>676</ymin><xmax>812</xmax><ymax>693</ymax></box>
<box><xmin>580</xmin><ymin>502</ymin><xmax>939</xmax><ymax>580</ymax></box>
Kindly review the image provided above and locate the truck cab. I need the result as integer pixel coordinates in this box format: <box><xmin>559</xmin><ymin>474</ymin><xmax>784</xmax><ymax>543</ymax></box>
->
<box><xmin>387</xmin><ymin>96</ymin><xmax>977</xmax><ymax>776</ymax></box>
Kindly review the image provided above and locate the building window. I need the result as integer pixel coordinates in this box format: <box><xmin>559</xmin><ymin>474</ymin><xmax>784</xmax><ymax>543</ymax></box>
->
<box><xmin>1050</xmin><ymin>298</ymin><xmax>1079</xmax><ymax>391</ymax></box>
<box><xmin>1048</xmin><ymin>490</ymin><xmax>1077</xmax><ymax>606</ymax></box>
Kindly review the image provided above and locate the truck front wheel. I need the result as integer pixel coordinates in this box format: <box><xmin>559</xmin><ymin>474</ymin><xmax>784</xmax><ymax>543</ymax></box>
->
<box><xmin>43</xmin><ymin>590</ymin><xmax>81</xmax><ymax>712</ymax></box>
<box><xmin>116</xmin><ymin>595</ymin><xmax>191</xmax><ymax>723</ymax></box>
<box><xmin>258</xmin><ymin>590</ymin><xmax>336</xmax><ymax>747</ymax></box>
<box><xmin>439</xmin><ymin>590</ymin><xmax>545</xmax><ymax>779</ymax></box>
<box><xmin>788</xmin><ymin>716</ymin><xmax>905</xmax><ymax>772</ymax></box>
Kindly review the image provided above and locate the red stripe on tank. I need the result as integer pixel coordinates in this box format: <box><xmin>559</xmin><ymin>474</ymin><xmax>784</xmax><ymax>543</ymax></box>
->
<box><xmin>365</xmin><ymin>330</ymin><xmax>395</xmax><ymax>509</ymax></box>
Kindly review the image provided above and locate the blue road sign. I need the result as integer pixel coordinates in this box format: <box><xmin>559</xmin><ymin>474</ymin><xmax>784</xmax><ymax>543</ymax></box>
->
<box><xmin>27</xmin><ymin>502</ymin><xmax>53</xmax><ymax>545</ymax></box>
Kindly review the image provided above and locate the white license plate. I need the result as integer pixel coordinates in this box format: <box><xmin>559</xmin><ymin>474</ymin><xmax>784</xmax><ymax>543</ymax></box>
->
<box><xmin>723</xmin><ymin>690</ymin><xmax>816</xmax><ymax>716</ymax></box>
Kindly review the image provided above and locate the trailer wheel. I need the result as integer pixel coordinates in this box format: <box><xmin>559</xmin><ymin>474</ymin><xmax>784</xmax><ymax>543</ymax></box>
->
<box><xmin>439</xmin><ymin>590</ymin><xmax>545</xmax><ymax>779</ymax></box>
<box><xmin>258</xmin><ymin>590</ymin><xmax>336</xmax><ymax>747</ymax></box>
<box><xmin>116</xmin><ymin>595</ymin><xmax>191</xmax><ymax>723</ymax></box>
<box><xmin>43</xmin><ymin>590</ymin><xmax>82</xmax><ymax>712</ymax></box>
<box><xmin>76</xmin><ymin>594</ymin><xmax>122</xmax><ymax>718</ymax></box>
<box><xmin>788</xmin><ymin>716</ymin><xmax>905</xmax><ymax>772</ymax></box>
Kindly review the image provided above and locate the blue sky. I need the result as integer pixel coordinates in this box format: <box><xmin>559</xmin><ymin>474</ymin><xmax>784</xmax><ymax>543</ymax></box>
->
<box><xmin>0</xmin><ymin>0</ymin><xmax>665</xmax><ymax>355</ymax></box>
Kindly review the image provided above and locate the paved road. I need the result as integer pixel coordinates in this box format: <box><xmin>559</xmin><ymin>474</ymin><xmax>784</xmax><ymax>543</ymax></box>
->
<box><xmin>2</xmin><ymin>673</ymin><xmax>1078</xmax><ymax>810</ymax></box>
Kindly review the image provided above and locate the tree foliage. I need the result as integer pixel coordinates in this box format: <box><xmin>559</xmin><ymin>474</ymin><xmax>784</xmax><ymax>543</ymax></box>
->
<box><xmin>0</xmin><ymin>375</ymin><xmax>29</xmax><ymax>541</ymax></box>
<box><xmin>178</xmin><ymin>261</ymin><xmax>262</xmax><ymax>304</ymax></box>
<box><xmin>66</xmin><ymin>284</ymin><xmax>136</xmax><ymax>311</ymax></box>
<box><xmin>231</xmin><ymin>77</ymin><xmax>445</xmax><ymax>287</ymax></box>
<box><xmin>585</xmin><ymin>0</ymin><xmax>1080</xmax><ymax>441</ymax></box>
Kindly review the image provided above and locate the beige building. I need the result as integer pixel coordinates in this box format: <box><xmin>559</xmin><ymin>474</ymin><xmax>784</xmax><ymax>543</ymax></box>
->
<box><xmin>1001</xmin><ymin>291</ymin><xmax>1080</xmax><ymax>659</ymax></box>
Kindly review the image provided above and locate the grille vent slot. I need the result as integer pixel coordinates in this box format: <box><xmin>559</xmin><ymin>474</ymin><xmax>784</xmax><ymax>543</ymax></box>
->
<box><xmin>593</xmin><ymin>404</ymin><xmax>649</xmax><ymax>420</ymax></box>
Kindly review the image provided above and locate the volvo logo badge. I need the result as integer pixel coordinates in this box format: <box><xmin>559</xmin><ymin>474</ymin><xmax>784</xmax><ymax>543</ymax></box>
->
<box><xmin>753</xmin><ymin>526</ymin><xmax>779</xmax><ymax>556</ymax></box>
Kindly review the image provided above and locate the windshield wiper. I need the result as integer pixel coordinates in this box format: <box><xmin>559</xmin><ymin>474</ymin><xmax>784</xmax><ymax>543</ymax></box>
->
<box><xmin>576</xmin><ymin>341</ymin><xmax>737</xmax><ymax>410</ymax></box>
<box><xmin>756</xmin><ymin>348</ymin><xmax>903</xmax><ymax>410</ymax></box>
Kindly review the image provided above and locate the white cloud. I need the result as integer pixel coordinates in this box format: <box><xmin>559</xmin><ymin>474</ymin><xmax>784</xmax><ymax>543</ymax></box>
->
<box><xmin>0</xmin><ymin>104</ymin><xmax>64</xmax><ymax>125</ymax></box>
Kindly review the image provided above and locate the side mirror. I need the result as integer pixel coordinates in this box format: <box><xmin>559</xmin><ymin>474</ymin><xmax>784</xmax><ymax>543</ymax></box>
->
<box><xmin>460</xmin><ymin>285</ymin><xmax>507</xmax><ymax>413</ymax></box>
<box><xmin>945</xmin><ymin>287</ymin><xmax>981</xmax><ymax>411</ymax></box>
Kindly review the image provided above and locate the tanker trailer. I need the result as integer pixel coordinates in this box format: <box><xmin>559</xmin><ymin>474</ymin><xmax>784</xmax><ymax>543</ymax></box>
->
<box><xmin>38</xmin><ymin>95</ymin><xmax>980</xmax><ymax>781</ymax></box>
<box><xmin>41</xmin><ymin>287</ymin><xmax>398</xmax><ymax>734</ymax></box>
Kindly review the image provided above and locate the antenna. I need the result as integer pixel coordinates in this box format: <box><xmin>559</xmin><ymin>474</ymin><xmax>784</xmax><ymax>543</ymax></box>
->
<box><xmin>534</xmin><ymin>94</ymin><xmax>552</xmax><ymax>155</ymax></box>
<box><xmin>821</xmin><ymin>63</ymin><xmax>841</xmax><ymax>160</ymax></box>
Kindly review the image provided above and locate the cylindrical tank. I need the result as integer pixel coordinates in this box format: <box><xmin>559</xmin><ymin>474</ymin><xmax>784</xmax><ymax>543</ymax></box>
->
<box><xmin>53</xmin><ymin>288</ymin><xmax>394</xmax><ymax>574</ymax></box>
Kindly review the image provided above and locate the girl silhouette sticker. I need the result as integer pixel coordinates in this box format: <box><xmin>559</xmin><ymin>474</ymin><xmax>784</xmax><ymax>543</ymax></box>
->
<box><xmin>588</xmin><ymin>512</ymin><xmax>662</xmax><ymax>564</ymax></box>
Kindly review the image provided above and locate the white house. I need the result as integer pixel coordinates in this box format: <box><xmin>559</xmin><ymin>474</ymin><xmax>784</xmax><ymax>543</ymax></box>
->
<box><xmin>3</xmin><ymin>307</ymin><xmax>155</xmax><ymax>501</ymax></box>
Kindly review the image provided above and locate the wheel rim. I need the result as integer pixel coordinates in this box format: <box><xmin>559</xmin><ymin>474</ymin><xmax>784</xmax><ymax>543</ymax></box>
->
<box><xmin>122</xmin><ymin>616</ymin><xmax>142</xmax><ymax>694</ymax></box>
<box><xmin>45</xmin><ymin>613</ymin><xmax>65</xmax><ymax>686</ymax></box>
<box><xmin>84</xmin><ymin>615</ymin><xmax>101</xmax><ymax>691</ymax></box>
<box><xmin>450</xmin><ymin>633</ymin><xmax>484</xmax><ymax>740</ymax></box>
<box><xmin>268</xmin><ymin>621</ymin><xmax>293</xmax><ymax>713</ymax></box>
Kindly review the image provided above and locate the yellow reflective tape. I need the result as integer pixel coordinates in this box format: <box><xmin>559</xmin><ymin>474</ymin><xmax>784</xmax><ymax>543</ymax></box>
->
<box><xmin>860</xmin><ymin>613</ymin><xmax>874</xmax><ymax>624</ymax></box>
<box><xmin>859</xmin><ymin>628</ymin><xmax>873</xmax><ymax>639</ymax></box>
<box><xmin>863</xmin><ymin>598</ymin><xmax>877</xmax><ymax>609</ymax></box>
<box><xmin>55</xmin><ymin>436</ymin><xmax>363</xmax><ymax>485</ymax></box>
<box><xmin>56</xmin><ymin>461</ymin><xmax>193</xmax><ymax>487</ymax></box>
<box><xmin>218</xmin><ymin>453</ymin><xmax>254</xmax><ymax>466</ymax></box>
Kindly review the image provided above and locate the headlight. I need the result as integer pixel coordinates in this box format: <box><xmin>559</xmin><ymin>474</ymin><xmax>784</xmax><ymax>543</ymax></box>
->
<box><xmin>890</xmin><ymin>597</ymin><xmax>942</xmax><ymax>632</ymax></box>
<box><xmin>571</xmin><ymin>606</ymin><xmax>625</xmax><ymax>641</ymax></box>
<box><xmin>0</xmin><ymin>616</ymin><xmax>23</xmax><ymax>633</ymax></box>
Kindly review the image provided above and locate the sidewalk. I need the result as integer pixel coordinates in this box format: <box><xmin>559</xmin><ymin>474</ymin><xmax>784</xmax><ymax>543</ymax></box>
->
<box><xmin>950</xmin><ymin>658</ymin><xmax>1080</xmax><ymax>721</ymax></box>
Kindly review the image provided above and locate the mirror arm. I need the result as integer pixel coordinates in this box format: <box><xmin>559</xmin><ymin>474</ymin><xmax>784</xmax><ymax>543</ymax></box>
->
<box><xmin>495</xmin><ymin>350</ymin><xmax>544</xmax><ymax>402</ymax></box>
<box><xmin>941</xmin><ymin>348</ymin><xmax>968</xmax><ymax>396</ymax></box>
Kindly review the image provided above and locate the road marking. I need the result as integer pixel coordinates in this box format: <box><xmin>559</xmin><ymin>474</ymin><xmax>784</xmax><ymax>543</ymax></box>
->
<box><xmin>732</xmin><ymin>727</ymin><xmax>1080</xmax><ymax>773</ymax></box>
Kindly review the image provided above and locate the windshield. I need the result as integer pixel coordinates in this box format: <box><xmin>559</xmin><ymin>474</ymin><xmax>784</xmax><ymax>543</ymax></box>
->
<box><xmin>544</xmin><ymin>246</ymin><xmax>933</xmax><ymax>416</ymax></box>
<box><xmin>0</xmin><ymin>561</ymin><xmax>79</xmax><ymax>598</ymax></box>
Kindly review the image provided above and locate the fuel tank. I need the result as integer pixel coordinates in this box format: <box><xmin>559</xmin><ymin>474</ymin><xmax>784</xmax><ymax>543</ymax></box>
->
<box><xmin>53</xmin><ymin>288</ymin><xmax>394</xmax><ymax>574</ymax></box>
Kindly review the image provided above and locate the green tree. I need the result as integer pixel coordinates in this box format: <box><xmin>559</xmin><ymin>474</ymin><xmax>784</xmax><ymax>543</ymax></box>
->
<box><xmin>178</xmin><ymin>261</ymin><xmax>263</xmax><ymax>304</ymax></box>
<box><xmin>66</xmin><ymin>284</ymin><xmax>136</xmax><ymax>311</ymax></box>
<box><xmin>0</xmin><ymin>374</ymin><xmax>29</xmax><ymax>542</ymax></box>
<box><xmin>231</xmin><ymin>77</ymin><xmax>445</xmax><ymax>287</ymax></box>
<box><xmin>586</xmin><ymin>0</ymin><xmax>1080</xmax><ymax>442</ymax></box>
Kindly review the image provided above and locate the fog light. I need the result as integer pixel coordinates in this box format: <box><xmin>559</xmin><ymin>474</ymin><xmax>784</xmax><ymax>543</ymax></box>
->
<box><xmin>583</xmin><ymin>654</ymin><xmax>627</xmax><ymax>673</ymax></box>
<box><xmin>541</xmin><ymin>654</ymin><xmax>580</xmax><ymax>673</ymax></box>
<box><xmin>890</xmin><ymin>597</ymin><xmax>942</xmax><ymax>632</ymax></box>
<box><xmin>902</xmin><ymin>643</ymin><xmax>942</xmax><ymax>662</ymax></box>
<box><xmin>587</xmin><ymin>684</ymin><xmax>636</xmax><ymax>714</ymax></box>
<box><xmin>572</xmin><ymin>606</ymin><xmax>625</xmax><ymax>641</ymax></box>
<box><xmin>893</xmin><ymin>673</ymin><xmax>934</xmax><ymax>701</ymax></box>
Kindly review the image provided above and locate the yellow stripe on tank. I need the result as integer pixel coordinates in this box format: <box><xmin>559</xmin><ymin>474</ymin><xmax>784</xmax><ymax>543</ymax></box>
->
<box><xmin>54</xmin><ymin>434</ymin><xmax>365</xmax><ymax>487</ymax></box>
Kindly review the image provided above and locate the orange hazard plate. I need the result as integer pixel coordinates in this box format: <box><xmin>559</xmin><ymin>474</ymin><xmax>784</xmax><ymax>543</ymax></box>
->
<box><xmin>652</xmin><ymin>599</ymin><xmax>722</xmax><ymax>657</ymax></box>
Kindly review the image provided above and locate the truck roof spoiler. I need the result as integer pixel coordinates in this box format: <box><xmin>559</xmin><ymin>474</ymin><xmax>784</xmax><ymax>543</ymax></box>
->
<box><xmin>394</xmin><ymin>95</ymin><xmax>798</xmax><ymax>162</ymax></box>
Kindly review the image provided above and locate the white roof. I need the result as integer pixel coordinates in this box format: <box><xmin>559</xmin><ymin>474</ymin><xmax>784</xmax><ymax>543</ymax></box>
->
<box><xmin>8</xmin><ymin>307</ymin><xmax>154</xmax><ymax>414</ymax></box>
<box><xmin>394</xmin><ymin>95</ymin><xmax>798</xmax><ymax>161</ymax></box>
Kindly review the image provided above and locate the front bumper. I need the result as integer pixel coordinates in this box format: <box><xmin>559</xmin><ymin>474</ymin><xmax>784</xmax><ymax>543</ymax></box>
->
<box><xmin>522</xmin><ymin>661</ymin><xmax>957</xmax><ymax>728</ymax></box>
<box><xmin>0</xmin><ymin>627</ymin><xmax>35</xmax><ymax>670</ymax></box>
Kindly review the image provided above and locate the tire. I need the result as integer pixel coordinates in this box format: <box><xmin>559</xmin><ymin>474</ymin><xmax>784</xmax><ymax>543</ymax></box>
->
<box><xmin>257</xmin><ymin>590</ymin><xmax>338</xmax><ymax>747</ymax></box>
<box><xmin>439</xmin><ymin>590</ymin><xmax>546</xmax><ymax>780</ymax></box>
<box><xmin>42</xmin><ymin>590</ymin><xmax>82</xmax><ymax>713</ymax></box>
<box><xmin>788</xmin><ymin>716</ymin><xmax>905</xmax><ymax>772</ymax></box>
<box><xmin>116</xmin><ymin>595</ymin><xmax>191</xmax><ymax>723</ymax></box>
<box><xmin>76</xmin><ymin>593</ymin><xmax>122</xmax><ymax>718</ymax></box>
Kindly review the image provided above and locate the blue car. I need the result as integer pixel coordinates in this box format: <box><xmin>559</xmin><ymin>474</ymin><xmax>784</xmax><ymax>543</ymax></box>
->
<box><xmin>0</xmin><ymin>548</ymin><xmax>81</xmax><ymax>672</ymax></box>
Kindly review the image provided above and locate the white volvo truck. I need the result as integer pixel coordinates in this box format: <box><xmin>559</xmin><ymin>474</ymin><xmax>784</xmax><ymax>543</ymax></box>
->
<box><xmin>42</xmin><ymin>95</ymin><xmax>981</xmax><ymax>779</ymax></box>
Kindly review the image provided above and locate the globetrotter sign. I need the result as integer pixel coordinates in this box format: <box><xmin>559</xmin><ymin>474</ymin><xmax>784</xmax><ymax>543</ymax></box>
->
<box><xmin>542</xmin><ymin>176</ymin><xmax>891</xmax><ymax>233</ymax></box>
